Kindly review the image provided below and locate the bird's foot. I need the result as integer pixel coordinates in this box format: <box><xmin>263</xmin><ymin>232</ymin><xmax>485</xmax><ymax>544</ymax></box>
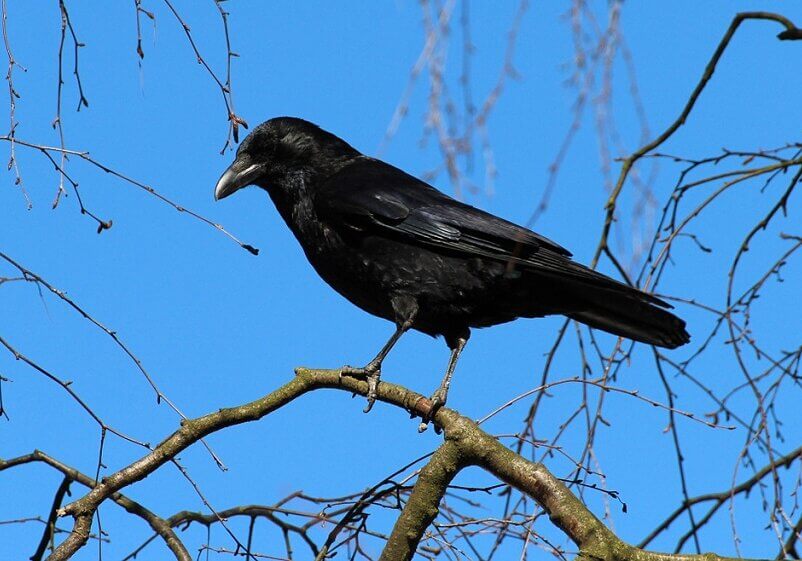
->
<box><xmin>417</xmin><ymin>388</ymin><xmax>447</xmax><ymax>433</ymax></box>
<box><xmin>340</xmin><ymin>361</ymin><xmax>382</xmax><ymax>413</ymax></box>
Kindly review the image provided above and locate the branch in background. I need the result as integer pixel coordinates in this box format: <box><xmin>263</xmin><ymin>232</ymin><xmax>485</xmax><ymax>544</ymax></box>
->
<box><xmin>30</xmin><ymin>476</ymin><xmax>72</xmax><ymax>561</ymax></box>
<box><xmin>0</xmin><ymin>135</ymin><xmax>258</xmax><ymax>254</ymax></box>
<box><xmin>3</xmin><ymin>5</ymin><xmax>802</xmax><ymax>560</ymax></box>
<box><xmin>638</xmin><ymin>445</ymin><xmax>802</xmax><ymax>551</ymax></box>
<box><xmin>0</xmin><ymin>451</ymin><xmax>191</xmax><ymax>561</ymax></box>
<box><xmin>0</xmin><ymin>251</ymin><xmax>227</xmax><ymax>468</ymax></box>
<box><xmin>0</xmin><ymin>0</ymin><xmax>28</xmax><ymax>207</ymax></box>
<box><xmin>0</xmin><ymin>335</ymin><xmax>147</xmax><ymax>448</ymax></box>
<box><xmin>512</xmin><ymin>13</ymin><xmax>802</xmax><ymax>557</ymax></box>
<box><xmin>162</xmin><ymin>0</ymin><xmax>248</xmax><ymax>151</ymax></box>
<box><xmin>3</xmin><ymin>1</ymin><xmax>253</xmax><ymax>246</ymax></box>
<box><xmin>592</xmin><ymin>11</ymin><xmax>802</xmax><ymax>270</ymax></box>
<box><xmin>381</xmin><ymin>0</ymin><xmax>528</xmax><ymax>198</ymax></box>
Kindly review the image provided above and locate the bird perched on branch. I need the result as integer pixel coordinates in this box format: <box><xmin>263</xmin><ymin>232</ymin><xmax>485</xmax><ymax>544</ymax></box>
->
<box><xmin>215</xmin><ymin>117</ymin><xmax>689</xmax><ymax>427</ymax></box>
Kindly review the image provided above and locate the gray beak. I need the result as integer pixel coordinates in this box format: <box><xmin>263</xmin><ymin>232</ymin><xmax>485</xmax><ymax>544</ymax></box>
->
<box><xmin>214</xmin><ymin>159</ymin><xmax>263</xmax><ymax>201</ymax></box>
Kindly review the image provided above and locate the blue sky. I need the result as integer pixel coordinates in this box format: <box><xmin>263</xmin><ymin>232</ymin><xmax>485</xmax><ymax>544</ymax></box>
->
<box><xmin>2</xmin><ymin>2</ymin><xmax>801</xmax><ymax>559</ymax></box>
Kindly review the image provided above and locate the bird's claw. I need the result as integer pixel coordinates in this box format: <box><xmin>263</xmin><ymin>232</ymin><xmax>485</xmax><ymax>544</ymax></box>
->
<box><xmin>340</xmin><ymin>362</ymin><xmax>382</xmax><ymax>413</ymax></box>
<box><xmin>363</xmin><ymin>374</ymin><xmax>380</xmax><ymax>413</ymax></box>
<box><xmin>417</xmin><ymin>390</ymin><xmax>447</xmax><ymax>433</ymax></box>
<box><xmin>340</xmin><ymin>361</ymin><xmax>380</xmax><ymax>378</ymax></box>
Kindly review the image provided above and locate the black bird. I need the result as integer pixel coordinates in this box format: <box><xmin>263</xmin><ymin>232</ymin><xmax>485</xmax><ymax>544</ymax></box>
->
<box><xmin>215</xmin><ymin>117</ymin><xmax>689</xmax><ymax>423</ymax></box>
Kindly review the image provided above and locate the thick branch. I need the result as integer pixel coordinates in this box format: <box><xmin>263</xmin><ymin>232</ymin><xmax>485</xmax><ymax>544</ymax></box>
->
<box><xmin>380</xmin><ymin>441</ymin><xmax>466</xmax><ymax>561</ymax></box>
<box><xmin>44</xmin><ymin>369</ymin><xmax>770</xmax><ymax>561</ymax></box>
<box><xmin>376</xmin><ymin>404</ymin><xmax>749</xmax><ymax>561</ymax></box>
<box><xmin>49</xmin><ymin>369</ymin><xmax>426</xmax><ymax>560</ymax></box>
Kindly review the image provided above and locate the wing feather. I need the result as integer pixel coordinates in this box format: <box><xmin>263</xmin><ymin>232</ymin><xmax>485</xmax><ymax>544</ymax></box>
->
<box><xmin>314</xmin><ymin>158</ymin><xmax>669</xmax><ymax>308</ymax></box>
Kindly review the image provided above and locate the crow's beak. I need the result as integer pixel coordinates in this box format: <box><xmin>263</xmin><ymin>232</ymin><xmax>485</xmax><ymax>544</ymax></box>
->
<box><xmin>214</xmin><ymin>159</ymin><xmax>263</xmax><ymax>201</ymax></box>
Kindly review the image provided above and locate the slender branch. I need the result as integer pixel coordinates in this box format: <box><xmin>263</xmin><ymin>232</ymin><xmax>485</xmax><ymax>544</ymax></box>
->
<box><xmin>591</xmin><ymin>11</ymin><xmax>801</xmax><ymax>267</ymax></box>
<box><xmin>1</xmin><ymin>0</ymin><xmax>30</xmax><ymax>207</ymax></box>
<box><xmin>0</xmin><ymin>134</ymin><xmax>258</xmax><ymax>254</ymax></box>
<box><xmin>31</xmin><ymin>477</ymin><xmax>72</xmax><ymax>561</ymax></box>
<box><xmin>169</xmin><ymin>505</ymin><xmax>319</xmax><ymax>558</ymax></box>
<box><xmin>0</xmin><ymin>450</ymin><xmax>190</xmax><ymax>561</ymax></box>
<box><xmin>639</xmin><ymin>445</ymin><xmax>802</xmax><ymax>549</ymax></box>
<box><xmin>0</xmin><ymin>335</ymin><xmax>147</xmax><ymax>448</ymax></box>
<box><xmin>161</xmin><ymin>0</ymin><xmax>247</xmax><ymax>150</ymax></box>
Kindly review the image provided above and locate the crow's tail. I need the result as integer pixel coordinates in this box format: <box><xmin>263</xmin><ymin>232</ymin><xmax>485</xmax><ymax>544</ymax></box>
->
<box><xmin>565</xmin><ymin>284</ymin><xmax>690</xmax><ymax>349</ymax></box>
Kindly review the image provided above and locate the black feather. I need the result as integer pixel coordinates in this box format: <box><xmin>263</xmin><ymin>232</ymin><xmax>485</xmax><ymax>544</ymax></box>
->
<box><xmin>216</xmin><ymin>117</ymin><xmax>690</xmax><ymax>351</ymax></box>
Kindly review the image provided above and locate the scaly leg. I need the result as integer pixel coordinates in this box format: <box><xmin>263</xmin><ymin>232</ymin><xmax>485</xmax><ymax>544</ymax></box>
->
<box><xmin>418</xmin><ymin>336</ymin><xmax>468</xmax><ymax>432</ymax></box>
<box><xmin>342</xmin><ymin>305</ymin><xmax>416</xmax><ymax>412</ymax></box>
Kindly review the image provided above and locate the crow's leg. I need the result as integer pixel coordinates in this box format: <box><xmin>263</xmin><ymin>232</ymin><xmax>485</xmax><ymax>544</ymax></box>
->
<box><xmin>419</xmin><ymin>335</ymin><xmax>468</xmax><ymax>432</ymax></box>
<box><xmin>342</xmin><ymin>297</ymin><xmax>417</xmax><ymax>413</ymax></box>
<box><xmin>341</xmin><ymin>323</ymin><xmax>410</xmax><ymax>412</ymax></box>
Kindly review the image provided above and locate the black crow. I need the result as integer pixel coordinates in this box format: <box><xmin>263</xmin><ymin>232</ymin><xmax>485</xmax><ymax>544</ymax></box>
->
<box><xmin>215</xmin><ymin>117</ymin><xmax>689</xmax><ymax>423</ymax></box>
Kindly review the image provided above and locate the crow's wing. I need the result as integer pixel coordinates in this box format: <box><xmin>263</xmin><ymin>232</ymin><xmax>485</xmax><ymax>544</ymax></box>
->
<box><xmin>316</xmin><ymin>158</ymin><xmax>570</xmax><ymax>254</ymax></box>
<box><xmin>315</xmin><ymin>157</ymin><xmax>668</xmax><ymax>307</ymax></box>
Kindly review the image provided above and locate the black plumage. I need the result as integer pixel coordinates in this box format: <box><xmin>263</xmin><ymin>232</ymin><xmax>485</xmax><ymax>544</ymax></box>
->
<box><xmin>215</xmin><ymin>117</ymin><xmax>689</xmax><ymax>421</ymax></box>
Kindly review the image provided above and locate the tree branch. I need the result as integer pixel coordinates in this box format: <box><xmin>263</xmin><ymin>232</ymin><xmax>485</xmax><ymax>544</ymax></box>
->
<box><xmin>31</xmin><ymin>476</ymin><xmax>71</xmax><ymax>561</ymax></box>
<box><xmin>639</xmin><ymin>445</ymin><xmax>802</xmax><ymax>549</ymax></box>
<box><xmin>379</xmin><ymin>441</ymin><xmax>466</xmax><ymax>561</ymax></box>
<box><xmin>592</xmin><ymin>11</ymin><xmax>802</xmax><ymax>267</ymax></box>
<box><xmin>40</xmin><ymin>368</ymin><xmax>769</xmax><ymax>561</ymax></box>
<box><xmin>0</xmin><ymin>451</ymin><xmax>190</xmax><ymax>561</ymax></box>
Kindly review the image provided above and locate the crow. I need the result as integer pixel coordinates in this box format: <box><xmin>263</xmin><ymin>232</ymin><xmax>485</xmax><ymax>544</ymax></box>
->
<box><xmin>215</xmin><ymin>117</ymin><xmax>689</xmax><ymax>425</ymax></box>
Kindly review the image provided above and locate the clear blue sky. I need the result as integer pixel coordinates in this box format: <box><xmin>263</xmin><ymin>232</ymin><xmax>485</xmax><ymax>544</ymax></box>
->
<box><xmin>2</xmin><ymin>2</ymin><xmax>801</xmax><ymax>559</ymax></box>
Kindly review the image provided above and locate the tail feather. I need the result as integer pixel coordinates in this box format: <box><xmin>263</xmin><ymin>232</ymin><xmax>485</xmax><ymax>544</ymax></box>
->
<box><xmin>565</xmin><ymin>285</ymin><xmax>690</xmax><ymax>349</ymax></box>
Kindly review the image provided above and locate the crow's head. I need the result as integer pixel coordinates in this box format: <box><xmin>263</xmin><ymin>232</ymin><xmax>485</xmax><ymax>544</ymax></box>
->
<box><xmin>214</xmin><ymin>117</ymin><xmax>359</xmax><ymax>201</ymax></box>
